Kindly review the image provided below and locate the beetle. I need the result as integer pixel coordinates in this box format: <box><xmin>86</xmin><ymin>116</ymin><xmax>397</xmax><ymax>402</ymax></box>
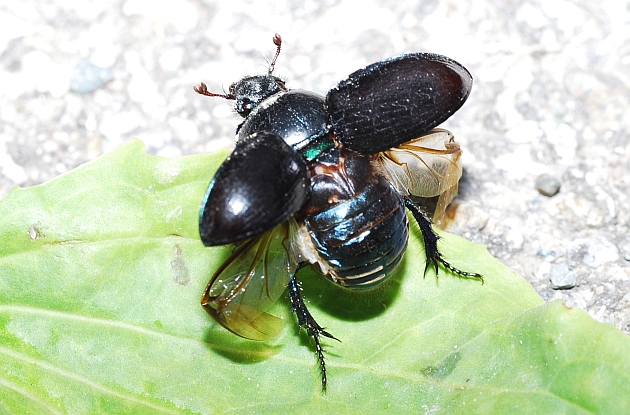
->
<box><xmin>194</xmin><ymin>34</ymin><xmax>483</xmax><ymax>389</ymax></box>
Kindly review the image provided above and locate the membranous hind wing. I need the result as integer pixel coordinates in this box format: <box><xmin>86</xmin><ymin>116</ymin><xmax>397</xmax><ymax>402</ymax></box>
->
<box><xmin>326</xmin><ymin>53</ymin><xmax>472</xmax><ymax>154</ymax></box>
<box><xmin>378</xmin><ymin>129</ymin><xmax>463</xmax><ymax>226</ymax></box>
<box><xmin>201</xmin><ymin>218</ymin><xmax>300</xmax><ymax>341</ymax></box>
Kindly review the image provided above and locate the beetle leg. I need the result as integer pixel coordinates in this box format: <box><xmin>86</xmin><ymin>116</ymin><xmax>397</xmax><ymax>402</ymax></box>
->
<box><xmin>404</xmin><ymin>198</ymin><xmax>483</xmax><ymax>283</ymax></box>
<box><xmin>287</xmin><ymin>275</ymin><xmax>340</xmax><ymax>391</ymax></box>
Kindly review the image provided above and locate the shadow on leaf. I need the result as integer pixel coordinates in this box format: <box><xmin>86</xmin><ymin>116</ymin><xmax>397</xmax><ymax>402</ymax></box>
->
<box><xmin>201</xmin><ymin>324</ymin><xmax>284</xmax><ymax>364</ymax></box>
<box><xmin>291</xmin><ymin>256</ymin><xmax>409</xmax><ymax>322</ymax></box>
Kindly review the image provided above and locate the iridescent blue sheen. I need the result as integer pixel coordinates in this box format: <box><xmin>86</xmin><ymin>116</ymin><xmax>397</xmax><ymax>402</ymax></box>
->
<box><xmin>303</xmin><ymin>150</ymin><xmax>409</xmax><ymax>289</ymax></box>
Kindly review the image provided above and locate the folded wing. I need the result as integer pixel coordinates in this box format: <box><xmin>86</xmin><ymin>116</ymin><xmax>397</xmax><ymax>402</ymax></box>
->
<box><xmin>378</xmin><ymin>129</ymin><xmax>463</xmax><ymax>225</ymax></box>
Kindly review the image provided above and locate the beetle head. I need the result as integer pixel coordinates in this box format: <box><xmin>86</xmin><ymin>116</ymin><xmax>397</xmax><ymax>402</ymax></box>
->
<box><xmin>229</xmin><ymin>75</ymin><xmax>286</xmax><ymax>117</ymax></box>
<box><xmin>194</xmin><ymin>33</ymin><xmax>287</xmax><ymax>118</ymax></box>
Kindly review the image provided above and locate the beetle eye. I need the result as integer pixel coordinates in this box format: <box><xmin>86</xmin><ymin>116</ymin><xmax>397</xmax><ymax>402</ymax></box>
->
<box><xmin>237</xmin><ymin>98</ymin><xmax>255</xmax><ymax>116</ymax></box>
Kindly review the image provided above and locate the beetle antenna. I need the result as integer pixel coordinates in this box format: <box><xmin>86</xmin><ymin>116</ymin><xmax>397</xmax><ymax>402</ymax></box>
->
<box><xmin>193</xmin><ymin>82</ymin><xmax>235</xmax><ymax>100</ymax></box>
<box><xmin>268</xmin><ymin>33</ymin><xmax>282</xmax><ymax>75</ymax></box>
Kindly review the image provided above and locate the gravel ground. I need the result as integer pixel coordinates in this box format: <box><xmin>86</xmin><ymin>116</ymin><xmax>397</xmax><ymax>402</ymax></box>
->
<box><xmin>1</xmin><ymin>0</ymin><xmax>629</xmax><ymax>334</ymax></box>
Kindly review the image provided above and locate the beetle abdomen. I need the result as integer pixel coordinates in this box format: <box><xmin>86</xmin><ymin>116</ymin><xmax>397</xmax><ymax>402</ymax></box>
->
<box><xmin>302</xmin><ymin>149</ymin><xmax>409</xmax><ymax>289</ymax></box>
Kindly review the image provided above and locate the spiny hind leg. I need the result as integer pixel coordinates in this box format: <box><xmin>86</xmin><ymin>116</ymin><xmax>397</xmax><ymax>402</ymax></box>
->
<box><xmin>287</xmin><ymin>275</ymin><xmax>340</xmax><ymax>391</ymax></box>
<box><xmin>404</xmin><ymin>198</ymin><xmax>483</xmax><ymax>283</ymax></box>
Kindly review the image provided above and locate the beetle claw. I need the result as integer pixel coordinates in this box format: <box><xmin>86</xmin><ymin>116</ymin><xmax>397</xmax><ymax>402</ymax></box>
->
<box><xmin>424</xmin><ymin>256</ymin><xmax>439</xmax><ymax>278</ymax></box>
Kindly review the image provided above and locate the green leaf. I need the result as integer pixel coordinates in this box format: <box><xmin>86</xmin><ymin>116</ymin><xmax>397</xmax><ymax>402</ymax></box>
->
<box><xmin>0</xmin><ymin>140</ymin><xmax>628</xmax><ymax>414</ymax></box>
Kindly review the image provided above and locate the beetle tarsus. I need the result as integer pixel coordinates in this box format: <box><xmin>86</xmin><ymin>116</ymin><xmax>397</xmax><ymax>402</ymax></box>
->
<box><xmin>288</xmin><ymin>276</ymin><xmax>340</xmax><ymax>391</ymax></box>
<box><xmin>404</xmin><ymin>198</ymin><xmax>483</xmax><ymax>283</ymax></box>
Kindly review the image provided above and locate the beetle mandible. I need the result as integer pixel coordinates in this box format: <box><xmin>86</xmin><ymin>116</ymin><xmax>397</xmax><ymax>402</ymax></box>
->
<box><xmin>194</xmin><ymin>33</ymin><xmax>483</xmax><ymax>390</ymax></box>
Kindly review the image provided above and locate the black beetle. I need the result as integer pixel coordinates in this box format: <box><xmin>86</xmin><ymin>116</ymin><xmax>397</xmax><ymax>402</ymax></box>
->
<box><xmin>195</xmin><ymin>34</ymin><xmax>482</xmax><ymax>389</ymax></box>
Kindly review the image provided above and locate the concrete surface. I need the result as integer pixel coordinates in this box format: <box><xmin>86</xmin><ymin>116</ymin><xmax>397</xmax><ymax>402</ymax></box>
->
<box><xmin>1</xmin><ymin>0</ymin><xmax>628</xmax><ymax>333</ymax></box>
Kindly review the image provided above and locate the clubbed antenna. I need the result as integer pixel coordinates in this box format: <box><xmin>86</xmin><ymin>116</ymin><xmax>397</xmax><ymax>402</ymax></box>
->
<box><xmin>193</xmin><ymin>82</ymin><xmax>234</xmax><ymax>100</ymax></box>
<box><xmin>268</xmin><ymin>33</ymin><xmax>282</xmax><ymax>75</ymax></box>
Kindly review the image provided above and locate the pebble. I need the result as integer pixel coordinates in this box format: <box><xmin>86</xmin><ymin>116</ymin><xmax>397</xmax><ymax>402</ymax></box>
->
<box><xmin>535</xmin><ymin>173</ymin><xmax>561</xmax><ymax>196</ymax></box>
<box><xmin>549</xmin><ymin>263</ymin><xmax>576</xmax><ymax>289</ymax></box>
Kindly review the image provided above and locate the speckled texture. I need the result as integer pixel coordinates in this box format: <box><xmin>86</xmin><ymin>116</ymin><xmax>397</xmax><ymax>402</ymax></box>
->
<box><xmin>1</xmin><ymin>0</ymin><xmax>628</xmax><ymax>333</ymax></box>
